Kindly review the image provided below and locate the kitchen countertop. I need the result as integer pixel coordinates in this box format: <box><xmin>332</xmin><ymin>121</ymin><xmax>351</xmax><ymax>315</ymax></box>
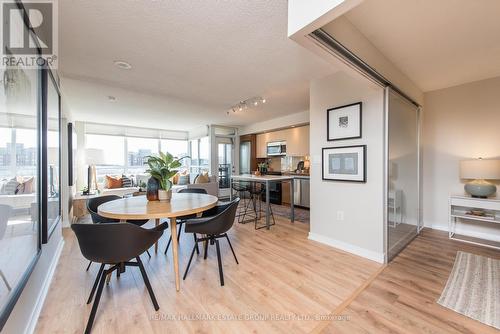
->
<box><xmin>231</xmin><ymin>174</ymin><xmax>294</xmax><ymax>182</ymax></box>
<box><xmin>282</xmin><ymin>172</ymin><xmax>310</xmax><ymax>179</ymax></box>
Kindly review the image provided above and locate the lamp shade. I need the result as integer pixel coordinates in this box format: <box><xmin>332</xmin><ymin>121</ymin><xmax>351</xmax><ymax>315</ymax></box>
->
<box><xmin>460</xmin><ymin>159</ymin><xmax>500</xmax><ymax>180</ymax></box>
<box><xmin>85</xmin><ymin>148</ymin><xmax>104</xmax><ymax>165</ymax></box>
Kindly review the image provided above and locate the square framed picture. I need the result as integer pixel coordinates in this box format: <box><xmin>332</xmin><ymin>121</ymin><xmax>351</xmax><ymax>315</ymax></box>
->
<box><xmin>322</xmin><ymin>145</ymin><xmax>366</xmax><ymax>182</ymax></box>
<box><xmin>327</xmin><ymin>102</ymin><xmax>362</xmax><ymax>141</ymax></box>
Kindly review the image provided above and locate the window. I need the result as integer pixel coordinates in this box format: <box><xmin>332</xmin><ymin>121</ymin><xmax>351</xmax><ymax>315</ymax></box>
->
<box><xmin>86</xmin><ymin>134</ymin><xmax>125</xmax><ymax>178</ymax></box>
<box><xmin>0</xmin><ymin>53</ymin><xmax>41</xmax><ymax>325</ymax></box>
<box><xmin>189</xmin><ymin>137</ymin><xmax>210</xmax><ymax>175</ymax></box>
<box><xmin>44</xmin><ymin>68</ymin><xmax>61</xmax><ymax>242</ymax></box>
<box><xmin>127</xmin><ymin>137</ymin><xmax>158</xmax><ymax>174</ymax></box>
<box><xmin>161</xmin><ymin>139</ymin><xmax>189</xmax><ymax>168</ymax></box>
<box><xmin>84</xmin><ymin>134</ymin><xmax>190</xmax><ymax>179</ymax></box>
<box><xmin>0</xmin><ymin>128</ymin><xmax>38</xmax><ymax>179</ymax></box>
<box><xmin>14</xmin><ymin>129</ymin><xmax>37</xmax><ymax>178</ymax></box>
<box><xmin>0</xmin><ymin>128</ymin><xmax>13</xmax><ymax>179</ymax></box>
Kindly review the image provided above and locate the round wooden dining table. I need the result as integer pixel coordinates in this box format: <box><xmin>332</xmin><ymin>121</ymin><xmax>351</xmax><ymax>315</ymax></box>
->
<box><xmin>98</xmin><ymin>193</ymin><xmax>218</xmax><ymax>291</ymax></box>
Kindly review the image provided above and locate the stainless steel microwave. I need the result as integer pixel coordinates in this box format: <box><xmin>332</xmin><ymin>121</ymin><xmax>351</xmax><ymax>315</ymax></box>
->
<box><xmin>267</xmin><ymin>141</ymin><xmax>286</xmax><ymax>156</ymax></box>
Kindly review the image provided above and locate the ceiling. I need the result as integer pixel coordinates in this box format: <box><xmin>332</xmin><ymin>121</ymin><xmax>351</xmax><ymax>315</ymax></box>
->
<box><xmin>345</xmin><ymin>0</ymin><xmax>500</xmax><ymax>92</ymax></box>
<box><xmin>59</xmin><ymin>0</ymin><xmax>335</xmax><ymax>130</ymax></box>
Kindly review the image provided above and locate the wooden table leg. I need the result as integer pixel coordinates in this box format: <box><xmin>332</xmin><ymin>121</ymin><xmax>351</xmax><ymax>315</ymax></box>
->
<box><xmin>155</xmin><ymin>218</ymin><xmax>159</xmax><ymax>253</ymax></box>
<box><xmin>170</xmin><ymin>217</ymin><xmax>180</xmax><ymax>291</ymax></box>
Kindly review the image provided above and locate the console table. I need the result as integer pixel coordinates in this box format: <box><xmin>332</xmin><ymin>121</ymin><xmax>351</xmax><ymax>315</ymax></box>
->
<box><xmin>449</xmin><ymin>195</ymin><xmax>500</xmax><ymax>250</ymax></box>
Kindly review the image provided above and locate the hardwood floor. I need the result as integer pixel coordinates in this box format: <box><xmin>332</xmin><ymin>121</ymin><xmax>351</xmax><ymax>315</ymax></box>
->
<box><xmin>35</xmin><ymin>217</ymin><xmax>500</xmax><ymax>334</ymax></box>
<box><xmin>35</xmin><ymin>215</ymin><xmax>380</xmax><ymax>334</ymax></box>
<box><xmin>319</xmin><ymin>229</ymin><xmax>500</xmax><ymax>334</ymax></box>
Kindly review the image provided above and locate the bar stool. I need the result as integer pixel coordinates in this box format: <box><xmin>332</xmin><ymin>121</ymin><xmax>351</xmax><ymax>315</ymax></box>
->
<box><xmin>232</xmin><ymin>181</ymin><xmax>252</xmax><ymax>224</ymax></box>
<box><xmin>251</xmin><ymin>183</ymin><xmax>276</xmax><ymax>230</ymax></box>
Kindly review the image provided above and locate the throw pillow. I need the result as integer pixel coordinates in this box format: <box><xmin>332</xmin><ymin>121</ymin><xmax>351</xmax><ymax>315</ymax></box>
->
<box><xmin>194</xmin><ymin>172</ymin><xmax>210</xmax><ymax>184</ymax></box>
<box><xmin>171</xmin><ymin>173</ymin><xmax>180</xmax><ymax>185</ymax></box>
<box><xmin>0</xmin><ymin>179</ymin><xmax>8</xmax><ymax>195</ymax></box>
<box><xmin>16</xmin><ymin>177</ymin><xmax>34</xmax><ymax>194</ymax></box>
<box><xmin>105</xmin><ymin>175</ymin><xmax>123</xmax><ymax>189</ymax></box>
<box><xmin>3</xmin><ymin>178</ymin><xmax>19</xmax><ymax>195</ymax></box>
<box><xmin>121</xmin><ymin>175</ymin><xmax>133</xmax><ymax>187</ymax></box>
<box><xmin>178</xmin><ymin>175</ymin><xmax>190</xmax><ymax>185</ymax></box>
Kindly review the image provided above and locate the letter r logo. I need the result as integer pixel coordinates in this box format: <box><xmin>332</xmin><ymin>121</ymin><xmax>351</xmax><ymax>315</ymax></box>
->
<box><xmin>2</xmin><ymin>1</ymin><xmax>53</xmax><ymax>55</ymax></box>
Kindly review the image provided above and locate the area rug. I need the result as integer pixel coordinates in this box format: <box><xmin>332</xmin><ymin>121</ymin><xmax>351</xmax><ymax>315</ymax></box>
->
<box><xmin>270</xmin><ymin>204</ymin><xmax>309</xmax><ymax>223</ymax></box>
<box><xmin>437</xmin><ymin>251</ymin><xmax>500</xmax><ymax>330</ymax></box>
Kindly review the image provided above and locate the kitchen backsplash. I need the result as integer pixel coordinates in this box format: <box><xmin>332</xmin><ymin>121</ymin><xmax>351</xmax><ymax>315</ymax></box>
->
<box><xmin>259</xmin><ymin>155</ymin><xmax>310</xmax><ymax>172</ymax></box>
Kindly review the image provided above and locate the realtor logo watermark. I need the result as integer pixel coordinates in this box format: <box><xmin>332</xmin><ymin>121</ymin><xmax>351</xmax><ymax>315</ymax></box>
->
<box><xmin>1</xmin><ymin>0</ymin><xmax>58</xmax><ymax>68</ymax></box>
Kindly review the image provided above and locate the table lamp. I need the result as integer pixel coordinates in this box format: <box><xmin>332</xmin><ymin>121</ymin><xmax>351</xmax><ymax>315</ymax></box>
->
<box><xmin>460</xmin><ymin>158</ymin><xmax>500</xmax><ymax>198</ymax></box>
<box><xmin>85</xmin><ymin>148</ymin><xmax>104</xmax><ymax>194</ymax></box>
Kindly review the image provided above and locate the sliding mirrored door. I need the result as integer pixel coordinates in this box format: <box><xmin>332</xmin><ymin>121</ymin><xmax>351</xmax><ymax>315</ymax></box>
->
<box><xmin>386</xmin><ymin>87</ymin><xmax>420</xmax><ymax>261</ymax></box>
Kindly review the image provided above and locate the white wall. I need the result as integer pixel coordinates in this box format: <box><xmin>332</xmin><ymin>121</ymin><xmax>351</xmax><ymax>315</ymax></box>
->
<box><xmin>288</xmin><ymin>0</ymin><xmax>357</xmax><ymax>36</ymax></box>
<box><xmin>309</xmin><ymin>71</ymin><xmax>385</xmax><ymax>262</ymax></box>
<box><xmin>239</xmin><ymin>110</ymin><xmax>309</xmax><ymax>135</ymax></box>
<box><xmin>423</xmin><ymin>76</ymin><xmax>500</xmax><ymax>240</ymax></box>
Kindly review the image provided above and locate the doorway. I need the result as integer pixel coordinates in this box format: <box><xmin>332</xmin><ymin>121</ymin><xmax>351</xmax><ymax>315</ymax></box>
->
<box><xmin>216</xmin><ymin>138</ymin><xmax>234</xmax><ymax>198</ymax></box>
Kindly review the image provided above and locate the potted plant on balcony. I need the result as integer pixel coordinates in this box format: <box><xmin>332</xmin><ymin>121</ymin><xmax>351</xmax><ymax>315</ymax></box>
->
<box><xmin>145</xmin><ymin>152</ymin><xmax>187</xmax><ymax>201</ymax></box>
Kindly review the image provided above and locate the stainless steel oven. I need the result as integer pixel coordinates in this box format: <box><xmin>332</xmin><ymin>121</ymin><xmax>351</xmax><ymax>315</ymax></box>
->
<box><xmin>266</xmin><ymin>141</ymin><xmax>286</xmax><ymax>156</ymax></box>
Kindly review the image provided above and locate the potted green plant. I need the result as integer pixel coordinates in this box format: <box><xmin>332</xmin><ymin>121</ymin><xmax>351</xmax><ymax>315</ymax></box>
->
<box><xmin>145</xmin><ymin>152</ymin><xmax>187</xmax><ymax>201</ymax></box>
<box><xmin>258</xmin><ymin>162</ymin><xmax>268</xmax><ymax>175</ymax></box>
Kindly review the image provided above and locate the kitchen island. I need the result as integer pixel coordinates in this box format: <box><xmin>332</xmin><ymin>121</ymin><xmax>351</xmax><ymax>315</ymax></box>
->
<box><xmin>230</xmin><ymin>174</ymin><xmax>294</xmax><ymax>229</ymax></box>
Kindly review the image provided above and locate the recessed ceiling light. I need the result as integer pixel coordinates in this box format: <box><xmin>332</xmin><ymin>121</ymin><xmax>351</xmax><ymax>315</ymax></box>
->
<box><xmin>108</xmin><ymin>95</ymin><xmax>117</xmax><ymax>102</ymax></box>
<box><xmin>113</xmin><ymin>60</ymin><xmax>132</xmax><ymax>70</ymax></box>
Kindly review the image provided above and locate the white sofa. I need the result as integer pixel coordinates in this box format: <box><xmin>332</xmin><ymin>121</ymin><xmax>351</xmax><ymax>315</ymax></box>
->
<box><xmin>172</xmin><ymin>176</ymin><xmax>218</xmax><ymax>197</ymax></box>
<box><xmin>96</xmin><ymin>174</ymin><xmax>218</xmax><ymax>198</ymax></box>
<box><xmin>0</xmin><ymin>194</ymin><xmax>36</xmax><ymax>211</ymax></box>
<box><xmin>100</xmin><ymin>187</ymin><xmax>140</xmax><ymax>197</ymax></box>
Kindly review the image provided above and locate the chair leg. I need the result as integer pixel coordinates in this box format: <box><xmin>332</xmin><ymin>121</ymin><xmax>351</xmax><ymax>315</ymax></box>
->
<box><xmin>136</xmin><ymin>256</ymin><xmax>159</xmax><ymax>311</ymax></box>
<box><xmin>146</xmin><ymin>250</ymin><xmax>152</xmax><ymax>259</ymax></box>
<box><xmin>86</xmin><ymin>261</ymin><xmax>92</xmax><ymax>272</ymax></box>
<box><xmin>177</xmin><ymin>222</ymin><xmax>183</xmax><ymax>241</ymax></box>
<box><xmin>164</xmin><ymin>235</ymin><xmax>172</xmax><ymax>254</ymax></box>
<box><xmin>87</xmin><ymin>264</ymin><xmax>105</xmax><ymax>304</ymax></box>
<box><xmin>203</xmin><ymin>238</ymin><xmax>209</xmax><ymax>260</ymax></box>
<box><xmin>215</xmin><ymin>239</ymin><xmax>224</xmax><ymax>286</ymax></box>
<box><xmin>85</xmin><ymin>266</ymin><xmax>107</xmax><ymax>334</ymax></box>
<box><xmin>225</xmin><ymin>234</ymin><xmax>239</xmax><ymax>264</ymax></box>
<box><xmin>193</xmin><ymin>233</ymin><xmax>200</xmax><ymax>254</ymax></box>
<box><xmin>0</xmin><ymin>270</ymin><xmax>11</xmax><ymax>291</ymax></box>
<box><xmin>183</xmin><ymin>243</ymin><xmax>198</xmax><ymax>280</ymax></box>
<box><xmin>164</xmin><ymin>222</ymin><xmax>183</xmax><ymax>254</ymax></box>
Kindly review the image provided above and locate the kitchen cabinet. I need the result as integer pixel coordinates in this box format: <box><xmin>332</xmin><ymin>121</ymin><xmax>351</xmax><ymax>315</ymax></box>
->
<box><xmin>282</xmin><ymin>181</ymin><xmax>291</xmax><ymax>204</ymax></box>
<box><xmin>256</xmin><ymin>133</ymin><xmax>268</xmax><ymax>158</ymax></box>
<box><xmin>287</xmin><ymin>126</ymin><xmax>309</xmax><ymax>156</ymax></box>
<box><xmin>255</xmin><ymin>125</ymin><xmax>309</xmax><ymax>158</ymax></box>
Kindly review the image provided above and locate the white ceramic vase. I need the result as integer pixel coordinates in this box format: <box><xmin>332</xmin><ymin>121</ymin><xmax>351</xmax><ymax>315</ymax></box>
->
<box><xmin>158</xmin><ymin>189</ymin><xmax>172</xmax><ymax>201</ymax></box>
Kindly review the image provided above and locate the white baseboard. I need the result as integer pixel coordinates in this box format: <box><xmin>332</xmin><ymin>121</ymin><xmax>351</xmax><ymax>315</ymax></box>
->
<box><xmin>308</xmin><ymin>232</ymin><xmax>385</xmax><ymax>263</ymax></box>
<box><xmin>25</xmin><ymin>238</ymin><xmax>65</xmax><ymax>334</ymax></box>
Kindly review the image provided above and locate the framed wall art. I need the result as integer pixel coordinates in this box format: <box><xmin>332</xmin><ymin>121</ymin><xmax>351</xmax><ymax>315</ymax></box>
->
<box><xmin>327</xmin><ymin>102</ymin><xmax>362</xmax><ymax>141</ymax></box>
<box><xmin>322</xmin><ymin>145</ymin><xmax>366</xmax><ymax>183</ymax></box>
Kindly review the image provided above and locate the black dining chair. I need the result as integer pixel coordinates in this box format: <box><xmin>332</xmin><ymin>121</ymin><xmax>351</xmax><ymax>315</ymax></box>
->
<box><xmin>86</xmin><ymin>195</ymin><xmax>151</xmax><ymax>271</ymax></box>
<box><xmin>72</xmin><ymin>222</ymin><xmax>168</xmax><ymax>334</ymax></box>
<box><xmin>163</xmin><ymin>188</ymin><xmax>208</xmax><ymax>255</ymax></box>
<box><xmin>183</xmin><ymin>198</ymin><xmax>240</xmax><ymax>286</ymax></box>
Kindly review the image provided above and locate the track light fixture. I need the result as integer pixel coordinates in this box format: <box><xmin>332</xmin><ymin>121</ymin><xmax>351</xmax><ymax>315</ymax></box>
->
<box><xmin>227</xmin><ymin>96</ymin><xmax>266</xmax><ymax>115</ymax></box>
